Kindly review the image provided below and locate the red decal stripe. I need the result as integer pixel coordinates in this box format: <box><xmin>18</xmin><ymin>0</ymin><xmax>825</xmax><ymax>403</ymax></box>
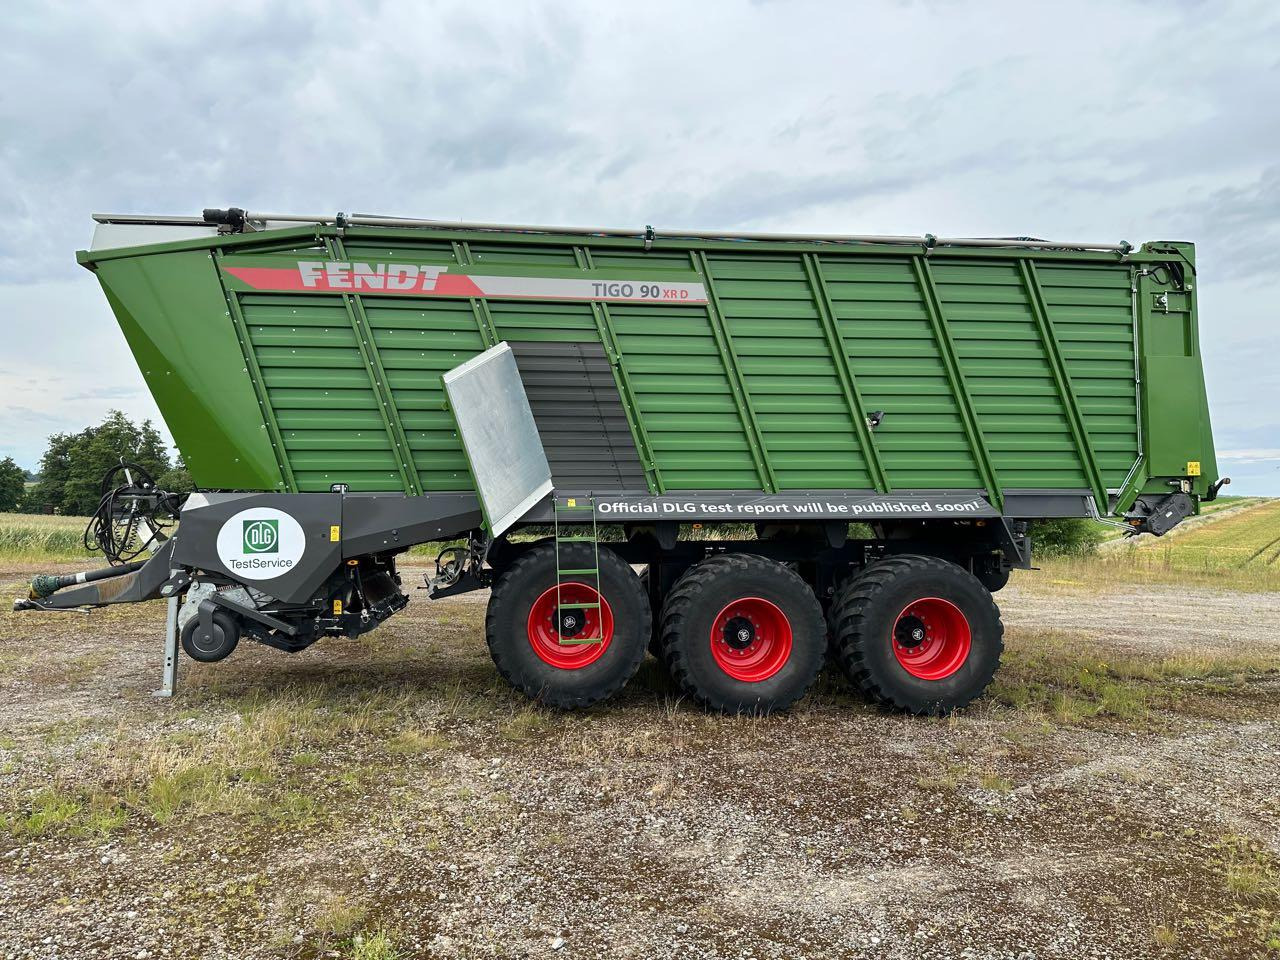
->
<box><xmin>223</xmin><ymin>266</ymin><xmax>310</xmax><ymax>290</ymax></box>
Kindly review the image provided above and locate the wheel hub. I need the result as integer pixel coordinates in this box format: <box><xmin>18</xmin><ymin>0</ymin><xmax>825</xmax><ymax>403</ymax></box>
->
<box><xmin>723</xmin><ymin>616</ymin><xmax>756</xmax><ymax>651</ymax></box>
<box><xmin>708</xmin><ymin>597</ymin><xmax>793</xmax><ymax>683</ymax></box>
<box><xmin>895</xmin><ymin>615</ymin><xmax>928</xmax><ymax>650</ymax></box>
<box><xmin>525</xmin><ymin>583</ymin><xmax>614</xmax><ymax>670</ymax></box>
<box><xmin>556</xmin><ymin>607</ymin><xmax>586</xmax><ymax>638</ymax></box>
<box><xmin>891</xmin><ymin>598</ymin><xmax>972</xmax><ymax>681</ymax></box>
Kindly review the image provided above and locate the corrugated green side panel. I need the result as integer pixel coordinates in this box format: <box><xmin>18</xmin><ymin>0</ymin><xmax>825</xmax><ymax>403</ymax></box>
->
<box><xmin>1036</xmin><ymin>264</ymin><xmax>1139</xmax><ymax>489</ymax></box>
<box><xmin>704</xmin><ymin>253</ymin><xmax>872</xmax><ymax>490</ymax></box>
<box><xmin>91</xmin><ymin>226</ymin><xmax>1215</xmax><ymax>506</ymax></box>
<box><xmin>240</xmin><ymin>238</ymin><xmax>483</xmax><ymax>492</ymax></box>
<box><xmin>342</xmin><ymin>236</ymin><xmax>486</xmax><ymax>491</ymax></box>
<box><xmin>362</xmin><ymin>298</ymin><xmax>484</xmax><ymax>491</ymax></box>
<box><xmin>818</xmin><ymin>256</ymin><xmax>984</xmax><ymax>489</ymax></box>
<box><xmin>929</xmin><ymin>261</ymin><xmax>1087</xmax><ymax>489</ymax></box>
<box><xmin>243</xmin><ymin>291</ymin><xmax>401</xmax><ymax>492</ymax></box>
<box><xmin>610</xmin><ymin>303</ymin><xmax>760</xmax><ymax>488</ymax></box>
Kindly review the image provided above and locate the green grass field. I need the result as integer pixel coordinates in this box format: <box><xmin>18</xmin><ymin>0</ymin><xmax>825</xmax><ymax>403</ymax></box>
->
<box><xmin>1042</xmin><ymin>498</ymin><xmax>1280</xmax><ymax>592</ymax></box>
<box><xmin>1093</xmin><ymin>494</ymin><xmax>1263</xmax><ymax>542</ymax></box>
<box><xmin>0</xmin><ymin>512</ymin><xmax>95</xmax><ymax>562</ymax></box>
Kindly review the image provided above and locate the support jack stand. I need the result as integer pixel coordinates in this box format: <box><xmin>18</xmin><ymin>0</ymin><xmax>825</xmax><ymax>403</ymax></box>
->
<box><xmin>153</xmin><ymin>572</ymin><xmax>180</xmax><ymax>698</ymax></box>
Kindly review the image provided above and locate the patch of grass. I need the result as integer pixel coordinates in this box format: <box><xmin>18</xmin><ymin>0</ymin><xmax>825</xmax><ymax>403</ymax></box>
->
<box><xmin>2</xmin><ymin>786</ymin><xmax>127</xmax><ymax>839</ymax></box>
<box><xmin>314</xmin><ymin>892</ymin><xmax>369</xmax><ymax>941</ymax></box>
<box><xmin>81</xmin><ymin>792</ymin><xmax>129</xmax><ymax>835</ymax></box>
<box><xmin>3</xmin><ymin>788</ymin><xmax>81</xmax><ymax>836</ymax></box>
<box><xmin>2</xmin><ymin>691</ymin><xmax>364</xmax><ymax>837</ymax></box>
<box><xmin>1222</xmin><ymin>840</ymin><xmax>1280</xmax><ymax>903</ymax></box>
<box><xmin>385</xmin><ymin>729</ymin><xmax>450</xmax><ymax>755</ymax></box>
<box><xmin>498</xmin><ymin>706</ymin><xmax>555</xmax><ymax>742</ymax></box>
<box><xmin>987</xmin><ymin>628</ymin><xmax>1278</xmax><ymax>726</ymax></box>
<box><xmin>0</xmin><ymin>511</ymin><xmax>96</xmax><ymax>561</ymax></box>
<box><xmin>978</xmin><ymin>772</ymin><xmax>1013</xmax><ymax>793</ymax></box>
<box><xmin>1210</xmin><ymin>835</ymin><xmax>1280</xmax><ymax>952</ymax></box>
<box><xmin>917</xmin><ymin>764</ymin><xmax>967</xmax><ymax>792</ymax></box>
<box><xmin>349</xmin><ymin>929</ymin><xmax>401</xmax><ymax>960</ymax></box>
<box><xmin>1152</xmin><ymin>924</ymin><xmax>1178</xmax><ymax>949</ymax></box>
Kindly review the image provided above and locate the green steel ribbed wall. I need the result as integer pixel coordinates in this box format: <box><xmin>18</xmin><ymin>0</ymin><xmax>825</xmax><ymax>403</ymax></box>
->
<box><xmin>82</xmin><ymin>224</ymin><xmax>1215</xmax><ymax>509</ymax></box>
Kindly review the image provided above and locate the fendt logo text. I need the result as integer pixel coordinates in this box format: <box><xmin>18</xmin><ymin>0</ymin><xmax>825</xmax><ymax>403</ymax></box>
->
<box><xmin>243</xmin><ymin>519</ymin><xmax>279</xmax><ymax>554</ymax></box>
<box><xmin>297</xmin><ymin>261</ymin><xmax>447</xmax><ymax>292</ymax></box>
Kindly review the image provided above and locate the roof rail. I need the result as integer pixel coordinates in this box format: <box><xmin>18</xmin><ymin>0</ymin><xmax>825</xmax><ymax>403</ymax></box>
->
<box><xmin>90</xmin><ymin>210</ymin><xmax>1131</xmax><ymax>253</ymax></box>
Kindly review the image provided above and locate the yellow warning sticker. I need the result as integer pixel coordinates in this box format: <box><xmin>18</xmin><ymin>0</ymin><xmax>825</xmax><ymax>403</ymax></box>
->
<box><xmin>330</xmin><ymin>525</ymin><xmax>341</xmax><ymax>541</ymax></box>
<box><xmin>567</xmin><ymin>498</ymin><xmax>576</xmax><ymax>508</ymax></box>
<box><xmin>333</xmin><ymin>599</ymin><xmax>343</xmax><ymax>615</ymax></box>
<box><xmin>1186</xmin><ymin>461</ymin><xmax>1201</xmax><ymax>477</ymax></box>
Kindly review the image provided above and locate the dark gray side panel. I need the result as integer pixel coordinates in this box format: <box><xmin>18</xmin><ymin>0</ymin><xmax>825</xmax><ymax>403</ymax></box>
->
<box><xmin>508</xmin><ymin>341</ymin><xmax>647</xmax><ymax>492</ymax></box>
<box><xmin>341</xmin><ymin>493</ymin><xmax>482</xmax><ymax>555</ymax></box>
<box><xmin>1001</xmin><ymin>489</ymin><xmax>1093</xmax><ymax>518</ymax></box>
<box><xmin>174</xmin><ymin>493</ymin><xmax>342</xmax><ymax>603</ymax></box>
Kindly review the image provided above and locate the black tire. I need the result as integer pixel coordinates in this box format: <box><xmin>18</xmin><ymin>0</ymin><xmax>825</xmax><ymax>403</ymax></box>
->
<box><xmin>660</xmin><ymin>554</ymin><xmax>825</xmax><ymax>714</ymax></box>
<box><xmin>830</xmin><ymin>554</ymin><xmax>1002</xmax><ymax>715</ymax></box>
<box><xmin>181</xmin><ymin>609</ymin><xmax>240</xmax><ymax>663</ymax></box>
<box><xmin>485</xmin><ymin>543</ymin><xmax>649</xmax><ymax>709</ymax></box>
<box><xmin>639</xmin><ymin>568</ymin><xmax>661</xmax><ymax>658</ymax></box>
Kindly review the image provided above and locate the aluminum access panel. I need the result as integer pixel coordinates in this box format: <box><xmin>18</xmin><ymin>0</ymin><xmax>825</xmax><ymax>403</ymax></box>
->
<box><xmin>442</xmin><ymin>342</ymin><xmax>552</xmax><ymax>536</ymax></box>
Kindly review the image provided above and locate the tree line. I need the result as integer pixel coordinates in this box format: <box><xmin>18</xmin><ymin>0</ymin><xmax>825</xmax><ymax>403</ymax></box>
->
<box><xmin>1</xmin><ymin>410</ymin><xmax>191</xmax><ymax>516</ymax></box>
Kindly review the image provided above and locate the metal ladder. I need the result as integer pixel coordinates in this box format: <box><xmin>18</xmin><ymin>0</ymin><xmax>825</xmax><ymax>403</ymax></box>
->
<box><xmin>553</xmin><ymin>496</ymin><xmax>603</xmax><ymax>645</ymax></box>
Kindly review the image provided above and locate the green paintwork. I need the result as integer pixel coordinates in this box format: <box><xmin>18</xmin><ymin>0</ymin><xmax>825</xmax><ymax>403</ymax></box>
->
<box><xmin>574</xmin><ymin>245</ymin><xmax>665</xmax><ymax>493</ymax></box>
<box><xmin>78</xmin><ymin>225</ymin><xmax>1219</xmax><ymax>511</ymax></box>
<box><xmin>92</xmin><ymin>249</ymin><xmax>284</xmax><ymax>489</ymax></box>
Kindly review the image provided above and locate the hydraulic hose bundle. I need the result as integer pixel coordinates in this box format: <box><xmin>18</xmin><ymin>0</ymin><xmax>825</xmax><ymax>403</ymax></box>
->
<box><xmin>24</xmin><ymin>462</ymin><xmax>183</xmax><ymax>603</ymax></box>
<box><xmin>83</xmin><ymin>461</ymin><xmax>182</xmax><ymax>565</ymax></box>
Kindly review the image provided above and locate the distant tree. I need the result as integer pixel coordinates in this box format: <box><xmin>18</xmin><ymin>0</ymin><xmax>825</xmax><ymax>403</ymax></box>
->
<box><xmin>26</xmin><ymin>411</ymin><xmax>172</xmax><ymax>516</ymax></box>
<box><xmin>157</xmin><ymin>455</ymin><xmax>194</xmax><ymax>495</ymax></box>
<box><xmin>0</xmin><ymin>457</ymin><xmax>26</xmax><ymax>512</ymax></box>
<box><xmin>1029</xmin><ymin>517</ymin><xmax>1104</xmax><ymax>557</ymax></box>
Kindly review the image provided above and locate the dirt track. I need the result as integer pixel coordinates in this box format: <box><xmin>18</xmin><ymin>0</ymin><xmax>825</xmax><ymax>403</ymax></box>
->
<box><xmin>0</xmin><ymin>564</ymin><xmax>1278</xmax><ymax>959</ymax></box>
<box><xmin>1001</xmin><ymin>580</ymin><xmax>1280</xmax><ymax>657</ymax></box>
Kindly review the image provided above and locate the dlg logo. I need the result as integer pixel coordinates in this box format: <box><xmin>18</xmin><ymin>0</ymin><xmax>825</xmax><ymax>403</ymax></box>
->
<box><xmin>243</xmin><ymin>519</ymin><xmax>279</xmax><ymax>554</ymax></box>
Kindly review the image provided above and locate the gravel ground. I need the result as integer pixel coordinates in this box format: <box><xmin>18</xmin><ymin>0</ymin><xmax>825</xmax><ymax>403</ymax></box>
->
<box><xmin>0</xmin><ymin>562</ymin><xmax>1277</xmax><ymax>960</ymax></box>
<box><xmin>1000</xmin><ymin>580</ymin><xmax>1280</xmax><ymax>658</ymax></box>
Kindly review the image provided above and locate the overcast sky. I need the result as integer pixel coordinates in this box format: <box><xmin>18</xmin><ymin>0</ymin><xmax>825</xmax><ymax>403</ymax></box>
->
<box><xmin>3</xmin><ymin>0</ymin><xmax>1278</xmax><ymax>493</ymax></box>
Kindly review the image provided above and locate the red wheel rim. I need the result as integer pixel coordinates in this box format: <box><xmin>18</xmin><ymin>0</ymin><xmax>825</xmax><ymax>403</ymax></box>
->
<box><xmin>709</xmin><ymin>597</ymin><xmax>792</xmax><ymax>683</ymax></box>
<box><xmin>891</xmin><ymin>597</ymin><xmax>971</xmax><ymax>680</ymax></box>
<box><xmin>526</xmin><ymin>582</ymin><xmax>614</xmax><ymax>670</ymax></box>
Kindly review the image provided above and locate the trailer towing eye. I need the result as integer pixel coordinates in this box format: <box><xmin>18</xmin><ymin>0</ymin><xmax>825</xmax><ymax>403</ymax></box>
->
<box><xmin>895</xmin><ymin>616</ymin><xmax>928</xmax><ymax>650</ymax></box>
<box><xmin>723</xmin><ymin>616</ymin><xmax>756</xmax><ymax>651</ymax></box>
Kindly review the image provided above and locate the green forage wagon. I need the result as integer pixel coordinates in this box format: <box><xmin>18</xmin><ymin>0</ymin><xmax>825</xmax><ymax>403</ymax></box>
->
<box><xmin>17</xmin><ymin>208</ymin><xmax>1223</xmax><ymax>715</ymax></box>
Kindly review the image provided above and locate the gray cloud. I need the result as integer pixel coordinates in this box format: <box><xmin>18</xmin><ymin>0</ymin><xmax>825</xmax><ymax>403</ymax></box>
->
<box><xmin>2</xmin><ymin>0</ymin><xmax>1278</xmax><ymax>492</ymax></box>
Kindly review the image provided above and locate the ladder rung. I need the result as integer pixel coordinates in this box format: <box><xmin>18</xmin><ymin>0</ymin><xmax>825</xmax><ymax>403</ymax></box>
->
<box><xmin>557</xmin><ymin>568</ymin><xmax>598</xmax><ymax>575</ymax></box>
<box><xmin>558</xmin><ymin>636</ymin><xmax>604</xmax><ymax>645</ymax></box>
<box><xmin>556</xmin><ymin>535</ymin><xmax>596</xmax><ymax>542</ymax></box>
<box><xmin>556</xmin><ymin>601</ymin><xmax>600</xmax><ymax>610</ymax></box>
<box><xmin>555</xmin><ymin>504</ymin><xmax>595</xmax><ymax>512</ymax></box>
